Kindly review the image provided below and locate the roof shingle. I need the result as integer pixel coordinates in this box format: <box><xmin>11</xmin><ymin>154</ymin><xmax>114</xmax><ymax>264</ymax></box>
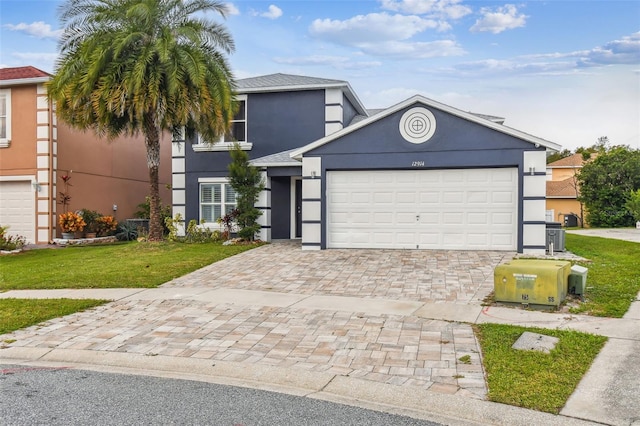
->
<box><xmin>0</xmin><ymin>66</ymin><xmax>51</xmax><ymax>81</ymax></box>
<box><xmin>547</xmin><ymin>152</ymin><xmax>593</xmax><ymax>168</ymax></box>
<box><xmin>236</xmin><ymin>73</ymin><xmax>347</xmax><ymax>90</ymax></box>
<box><xmin>547</xmin><ymin>177</ymin><xmax>579</xmax><ymax>198</ymax></box>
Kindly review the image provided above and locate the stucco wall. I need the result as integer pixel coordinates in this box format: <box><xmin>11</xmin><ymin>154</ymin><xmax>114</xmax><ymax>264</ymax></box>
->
<box><xmin>546</xmin><ymin>198</ymin><xmax>585</xmax><ymax>226</ymax></box>
<box><xmin>56</xmin><ymin>124</ymin><xmax>172</xmax><ymax>220</ymax></box>
<box><xmin>0</xmin><ymin>85</ymin><xmax>37</xmax><ymax>174</ymax></box>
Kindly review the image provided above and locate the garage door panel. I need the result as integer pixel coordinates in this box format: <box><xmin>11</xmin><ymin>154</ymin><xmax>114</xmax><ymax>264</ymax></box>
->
<box><xmin>0</xmin><ymin>181</ymin><xmax>35</xmax><ymax>243</ymax></box>
<box><xmin>467</xmin><ymin>191</ymin><xmax>488</xmax><ymax>203</ymax></box>
<box><xmin>467</xmin><ymin>234</ymin><xmax>489</xmax><ymax>246</ymax></box>
<box><xmin>442</xmin><ymin>191</ymin><xmax>464</xmax><ymax>203</ymax></box>
<box><xmin>492</xmin><ymin>191</ymin><xmax>514</xmax><ymax>204</ymax></box>
<box><xmin>419</xmin><ymin>191</ymin><xmax>440</xmax><ymax>203</ymax></box>
<box><xmin>468</xmin><ymin>212</ymin><xmax>489</xmax><ymax>225</ymax></box>
<box><xmin>396</xmin><ymin>212</ymin><xmax>417</xmax><ymax>225</ymax></box>
<box><xmin>492</xmin><ymin>212</ymin><xmax>514</xmax><ymax>225</ymax></box>
<box><xmin>442</xmin><ymin>212</ymin><xmax>464</xmax><ymax>224</ymax></box>
<box><xmin>327</xmin><ymin>169</ymin><xmax>517</xmax><ymax>250</ymax></box>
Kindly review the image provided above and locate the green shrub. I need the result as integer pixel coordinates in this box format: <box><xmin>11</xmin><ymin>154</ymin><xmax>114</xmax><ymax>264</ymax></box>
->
<box><xmin>0</xmin><ymin>226</ymin><xmax>26</xmax><ymax>250</ymax></box>
<box><xmin>115</xmin><ymin>221</ymin><xmax>138</xmax><ymax>241</ymax></box>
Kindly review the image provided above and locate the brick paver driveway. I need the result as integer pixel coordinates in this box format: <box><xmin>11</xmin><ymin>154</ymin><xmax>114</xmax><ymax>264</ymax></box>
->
<box><xmin>4</xmin><ymin>241</ymin><xmax>514</xmax><ymax>399</ymax></box>
<box><xmin>165</xmin><ymin>240</ymin><xmax>510</xmax><ymax>304</ymax></box>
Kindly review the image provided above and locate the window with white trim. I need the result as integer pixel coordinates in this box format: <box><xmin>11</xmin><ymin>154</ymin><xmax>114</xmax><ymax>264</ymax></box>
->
<box><xmin>193</xmin><ymin>95</ymin><xmax>251</xmax><ymax>151</ymax></box>
<box><xmin>200</xmin><ymin>182</ymin><xmax>237</xmax><ymax>223</ymax></box>
<box><xmin>0</xmin><ymin>89</ymin><xmax>11</xmax><ymax>148</ymax></box>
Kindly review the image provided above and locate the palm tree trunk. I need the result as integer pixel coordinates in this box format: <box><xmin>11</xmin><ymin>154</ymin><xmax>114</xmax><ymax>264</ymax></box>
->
<box><xmin>144</xmin><ymin>113</ymin><xmax>163</xmax><ymax>241</ymax></box>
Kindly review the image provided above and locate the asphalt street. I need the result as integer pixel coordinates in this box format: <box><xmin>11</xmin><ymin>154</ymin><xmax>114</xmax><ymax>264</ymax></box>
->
<box><xmin>0</xmin><ymin>364</ymin><xmax>442</xmax><ymax>426</ymax></box>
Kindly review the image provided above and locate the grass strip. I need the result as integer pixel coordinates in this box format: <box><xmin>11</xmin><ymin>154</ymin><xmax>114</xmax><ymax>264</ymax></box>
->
<box><xmin>475</xmin><ymin>323</ymin><xmax>607</xmax><ymax>414</ymax></box>
<box><xmin>0</xmin><ymin>241</ymin><xmax>258</xmax><ymax>290</ymax></box>
<box><xmin>0</xmin><ymin>298</ymin><xmax>107</xmax><ymax>335</ymax></box>
<box><xmin>566</xmin><ymin>233</ymin><xmax>640</xmax><ymax>317</ymax></box>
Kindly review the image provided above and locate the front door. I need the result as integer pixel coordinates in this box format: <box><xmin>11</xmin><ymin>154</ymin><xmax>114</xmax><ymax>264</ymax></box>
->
<box><xmin>295</xmin><ymin>179</ymin><xmax>302</xmax><ymax>238</ymax></box>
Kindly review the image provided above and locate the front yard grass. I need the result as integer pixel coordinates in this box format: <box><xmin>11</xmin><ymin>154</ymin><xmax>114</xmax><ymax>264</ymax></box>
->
<box><xmin>476</xmin><ymin>323</ymin><xmax>607</xmax><ymax>414</ymax></box>
<box><xmin>0</xmin><ymin>241</ymin><xmax>258</xmax><ymax>290</ymax></box>
<box><xmin>0</xmin><ymin>298</ymin><xmax>107</xmax><ymax>335</ymax></box>
<box><xmin>565</xmin><ymin>233</ymin><xmax>640</xmax><ymax>317</ymax></box>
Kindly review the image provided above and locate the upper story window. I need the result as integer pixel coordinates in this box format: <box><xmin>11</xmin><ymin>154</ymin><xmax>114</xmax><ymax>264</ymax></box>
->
<box><xmin>193</xmin><ymin>95</ymin><xmax>252</xmax><ymax>152</ymax></box>
<box><xmin>0</xmin><ymin>89</ymin><xmax>11</xmax><ymax>148</ymax></box>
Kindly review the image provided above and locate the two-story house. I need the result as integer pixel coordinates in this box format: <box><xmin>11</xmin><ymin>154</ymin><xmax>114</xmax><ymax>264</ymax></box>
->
<box><xmin>546</xmin><ymin>152</ymin><xmax>594</xmax><ymax>227</ymax></box>
<box><xmin>0</xmin><ymin>66</ymin><xmax>172</xmax><ymax>244</ymax></box>
<box><xmin>172</xmin><ymin>73</ymin><xmax>560</xmax><ymax>254</ymax></box>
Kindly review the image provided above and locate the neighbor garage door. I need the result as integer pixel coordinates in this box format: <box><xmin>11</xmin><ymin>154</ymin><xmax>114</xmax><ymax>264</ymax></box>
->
<box><xmin>327</xmin><ymin>168</ymin><xmax>517</xmax><ymax>250</ymax></box>
<box><xmin>0</xmin><ymin>180</ymin><xmax>35</xmax><ymax>243</ymax></box>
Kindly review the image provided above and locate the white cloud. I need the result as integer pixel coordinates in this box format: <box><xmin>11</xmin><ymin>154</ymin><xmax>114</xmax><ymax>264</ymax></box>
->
<box><xmin>4</xmin><ymin>21</ymin><xmax>62</xmax><ymax>40</ymax></box>
<box><xmin>358</xmin><ymin>39</ymin><xmax>465</xmax><ymax>58</ymax></box>
<box><xmin>224</xmin><ymin>3</ymin><xmax>240</xmax><ymax>16</ymax></box>
<box><xmin>470</xmin><ymin>4</ymin><xmax>527</xmax><ymax>34</ymax></box>
<box><xmin>380</xmin><ymin>0</ymin><xmax>472</xmax><ymax>20</ymax></box>
<box><xmin>477</xmin><ymin>32</ymin><xmax>640</xmax><ymax>74</ymax></box>
<box><xmin>273</xmin><ymin>55</ymin><xmax>382</xmax><ymax>70</ymax></box>
<box><xmin>310</xmin><ymin>12</ymin><xmax>448</xmax><ymax>45</ymax></box>
<box><xmin>258</xmin><ymin>5</ymin><xmax>282</xmax><ymax>20</ymax></box>
<box><xmin>453</xmin><ymin>58</ymin><xmax>576</xmax><ymax>76</ymax></box>
<box><xmin>578</xmin><ymin>32</ymin><xmax>640</xmax><ymax>66</ymax></box>
<box><xmin>12</xmin><ymin>52</ymin><xmax>58</xmax><ymax>62</ymax></box>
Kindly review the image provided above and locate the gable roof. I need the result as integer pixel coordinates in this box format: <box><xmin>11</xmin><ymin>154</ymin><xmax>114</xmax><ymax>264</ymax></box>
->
<box><xmin>250</xmin><ymin>148</ymin><xmax>300</xmax><ymax>167</ymax></box>
<box><xmin>547</xmin><ymin>152</ymin><xmax>593</xmax><ymax>168</ymax></box>
<box><xmin>291</xmin><ymin>94</ymin><xmax>561</xmax><ymax>159</ymax></box>
<box><xmin>0</xmin><ymin>66</ymin><xmax>51</xmax><ymax>87</ymax></box>
<box><xmin>236</xmin><ymin>73</ymin><xmax>368</xmax><ymax>117</ymax></box>
<box><xmin>547</xmin><ymin>177</ymin><xmax>579</xmax><ymax>198</ymax></box>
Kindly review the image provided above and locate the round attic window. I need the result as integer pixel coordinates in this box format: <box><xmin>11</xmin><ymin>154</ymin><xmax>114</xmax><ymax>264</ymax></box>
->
<box><xmin>399</xmin><ymin>107</ymin><xmax>436</xmax><ymax>144</ymax></box>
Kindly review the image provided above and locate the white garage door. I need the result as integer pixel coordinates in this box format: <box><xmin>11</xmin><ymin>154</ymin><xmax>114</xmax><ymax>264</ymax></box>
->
<box><xmin>327</xmin><ymin>168</ymin><xmax>518</xmax><ymax>250</ymax></box>
<box><xmin>0</xmin><ymin>181</ymin><xmax>35</xmax><ymax>243</ymax></box>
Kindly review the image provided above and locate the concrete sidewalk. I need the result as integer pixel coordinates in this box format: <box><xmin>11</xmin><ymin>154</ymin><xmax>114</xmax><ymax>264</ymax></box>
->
<box><xmin>2</xmin><ymin>285</ymin><xmax>639</xmax><ymax>425</ymax></box>
<box><xmin>2</xmin><ymin>240</ymin><xmax>639</xmax><ymax>425</ymax></box>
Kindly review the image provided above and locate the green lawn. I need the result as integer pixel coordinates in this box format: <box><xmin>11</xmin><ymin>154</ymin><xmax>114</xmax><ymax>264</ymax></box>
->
<box><xmin>0</xmin><ymin>241</ymin><xmax>259</xmax><ymax>290</ymax></box>
<box><xmin>565</xmin><ymin>233</ymin><xmax>640</xmax><ymax>317</ymax></box>
<box><xmin>0</xmin><ymin>298</ymin><xmax>107</xmax><ymax>335</ymax></box>
<box><xmin>476</xmin><ymin>323</ymin><xmax>607</xmax><ymax>414</ymax></box>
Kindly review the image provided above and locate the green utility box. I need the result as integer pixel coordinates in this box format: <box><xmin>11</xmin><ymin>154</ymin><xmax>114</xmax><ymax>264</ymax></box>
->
<box><xmin>494</xmin><ymin>259</ymin><xmax>571</xmax><ymax>306</ymax></box>
<box><xmin>568</xmin><ymin>265</ymin><xmax>588</xmax><ymax>295</ymax></box>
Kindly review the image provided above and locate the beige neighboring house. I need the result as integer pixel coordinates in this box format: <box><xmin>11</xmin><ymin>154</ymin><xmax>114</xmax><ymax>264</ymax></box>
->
<box><xmin>545</xmin><ymin>153</ymin><xmax>594</xmax><ymax>227</ymax></box>
<box><xmin>0</xmin><ymin>66</ymin><xmax>171</xmax><ymax>244</ymax></box>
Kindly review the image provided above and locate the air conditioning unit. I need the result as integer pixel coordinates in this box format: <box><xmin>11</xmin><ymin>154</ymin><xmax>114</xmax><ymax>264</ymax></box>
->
<box><xmin>546</xmin><ymin>228</ymin><xmax>566</xmax><ymax>252</ymax></box>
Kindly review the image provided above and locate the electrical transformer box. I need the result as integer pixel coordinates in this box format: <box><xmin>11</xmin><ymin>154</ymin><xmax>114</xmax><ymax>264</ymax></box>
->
<box><xmin>494</xmin><ymin>259</ymin><xmax>571</xmax><ymax>306</ymax></box>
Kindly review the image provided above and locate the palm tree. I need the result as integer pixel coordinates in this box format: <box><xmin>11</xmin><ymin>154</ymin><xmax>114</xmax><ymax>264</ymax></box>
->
<box><xmin>47</xmin><ymin>0</ymin><xmax>236</xmax><ymax>240</ymax></box>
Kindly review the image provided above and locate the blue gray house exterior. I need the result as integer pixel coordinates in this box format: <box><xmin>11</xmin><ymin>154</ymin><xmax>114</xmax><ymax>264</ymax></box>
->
<box><xmin>172</xmin><ymin>73</ymin><xmax>559</xmax><ymax>254</ymax></box>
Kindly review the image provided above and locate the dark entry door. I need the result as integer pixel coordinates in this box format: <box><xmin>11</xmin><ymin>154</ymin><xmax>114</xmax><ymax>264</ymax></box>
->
<box><xmin>295</xmin><ymin>179</ymin><xmax>302</xmax><ymax>238</ymax></box>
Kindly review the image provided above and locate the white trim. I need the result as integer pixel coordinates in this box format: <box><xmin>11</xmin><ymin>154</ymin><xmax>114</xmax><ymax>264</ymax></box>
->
<box><xmin>399</xmin><ymin>107</ymin><xmax>436</xmax><ymax>144</ymax></box>
<box><xmin>0</xmin><ymin>76</ymin><xmax>50</xmax><ymax>87</ymax></box>
<box><xmin>291</xmin><ymin>94</ymin><xmax>561</xmax><ymax>159</ymax></box>
<box><xmin>192</xmin><ymin>141</ymin><xmax>253</xmax><ymax>152</ymax></box>
<box><xmin>197</xmin><ymin>177</ymin><xmax>231</xmax><ymax>183</ymax></box>
<box><xmin>0</xmin><ymin>175</ymin><xmax>37</xmax><ymax>184</ymax></box>
<box><xmin>0</xmin><ymin>88</ymin><xmax>11</xmax><ymax>147</ymax></box>
<box><xmin>197</xmin><ymin>178</ymin><xmax>236</xmax><ymax>226</ymax></box>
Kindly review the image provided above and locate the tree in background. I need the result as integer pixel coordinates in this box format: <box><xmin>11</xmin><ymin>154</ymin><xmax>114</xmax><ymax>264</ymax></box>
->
<box><xmin>228</xmin><ymin>144</ymin><xmax>264</xmax><ymax>241</ymax></box>
<box><xmin>578</xmin><ymin>145</ymin><xmax>640</xmax><ymax>227</ymax></box>
<box><xmin>47</xmin><ymin>0</ymin><xmax>236</xmax><ymax>240</ymax></box>
<box><xmin>546</xmin><ymin>148</ymin><xmax>572</xmax><ymax>164</ymax></box>
<box><xmin>626</xmin><ymin>189</ymin><xmax>640</xmax><ymax>225</ymax></box>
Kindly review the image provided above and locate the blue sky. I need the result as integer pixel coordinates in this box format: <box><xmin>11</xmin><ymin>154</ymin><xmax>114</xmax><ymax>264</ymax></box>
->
<box><xmin>1</xmin><ymin>0</ymin><xmax>638</xmax><ymax>150</ymax></box>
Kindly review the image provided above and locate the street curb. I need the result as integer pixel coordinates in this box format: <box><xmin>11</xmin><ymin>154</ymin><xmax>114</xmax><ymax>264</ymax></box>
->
<box><xmin>0</xmin><ymin>347</ymin><xmax>599</xmax><ymax>426</ymax></box>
